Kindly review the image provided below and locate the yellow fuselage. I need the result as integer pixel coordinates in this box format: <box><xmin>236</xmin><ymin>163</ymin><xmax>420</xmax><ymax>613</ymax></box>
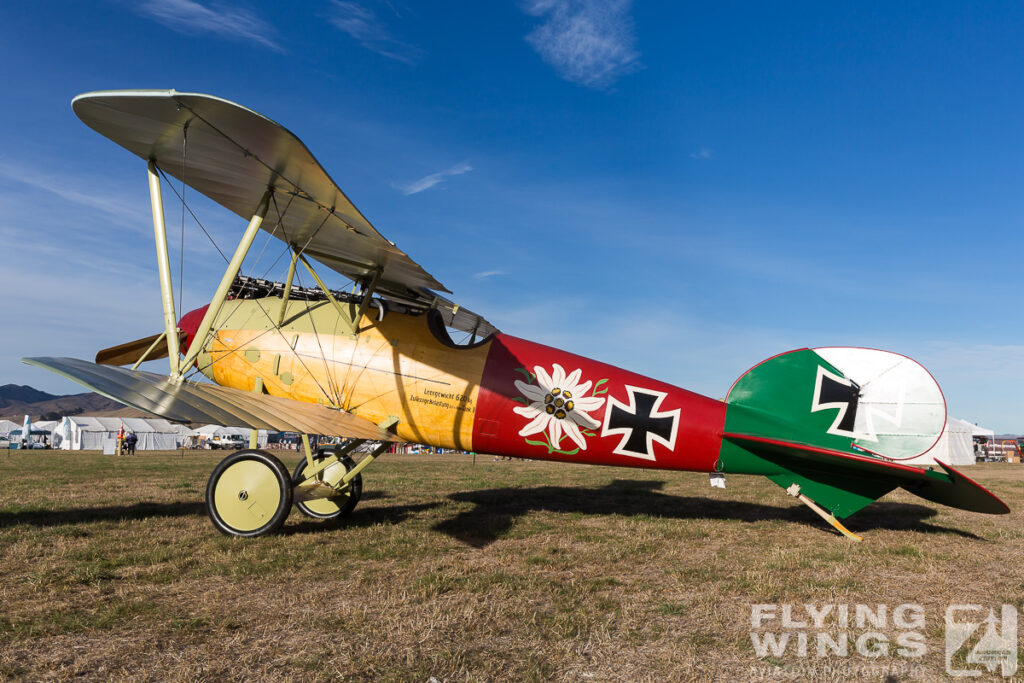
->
<box><xmin>193</xmin><ymin>298</ymin><xmax>491</xmax><ymax>450</ymax></box>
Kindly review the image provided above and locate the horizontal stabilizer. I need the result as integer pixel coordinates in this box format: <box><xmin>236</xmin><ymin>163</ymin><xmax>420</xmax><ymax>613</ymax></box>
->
<box><xmin>23</xmin><ymin>357</ymin><xmax>397</xmax><ymax>441</ymax></box>
<box><xmin>725</xmin><ymin>433</ymin><xmax>1009</xmax><ymax>517</ymax></box>
<box><xmin>900</xmin><ymin>461</ymin><xmax>1010</xmax><ymax>514</ymax></box>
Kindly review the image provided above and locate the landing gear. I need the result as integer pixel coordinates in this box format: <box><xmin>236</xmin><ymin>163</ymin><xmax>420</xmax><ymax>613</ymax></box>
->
<box><xmin>206</xmin><ymin>449</ymin><xmax>293</xmax><ymax>537</ymax></box>
<box><xmin>292</xmin><ymin>447</ymin><xmax>362</xmax><ymax>520</ymax></box>
<box><xmin>204</xmin><ymin>433</ymin><xmax>393</xmax><ymax>537</ymax></box>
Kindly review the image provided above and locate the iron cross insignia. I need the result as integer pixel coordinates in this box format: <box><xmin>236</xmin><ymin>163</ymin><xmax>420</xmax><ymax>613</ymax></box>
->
<box><xmin>810</xmin><ymin>365</ymin><xmax>861</xmax><ymax>437</ymax></box>
<box><xmin>601</xmin><ymin>385</ymin><xmax>680</xmax><ymax>461</ymax></box>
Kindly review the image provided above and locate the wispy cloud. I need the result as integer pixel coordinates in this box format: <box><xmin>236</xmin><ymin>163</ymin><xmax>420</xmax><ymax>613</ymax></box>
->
<box><xmin>326</xmin><ymin>1</ymin><xmax>424</xmax><ymax>64</ymax></box>
<box><xmin>134</xmin><ymin>0</ymin><xmax>282</xmax><ymax>52</ymax></box>
<box><xmin>392</xmin><ymin>162</ymin><xmax>473</xmax><ymax>195</ymax></box>
<box><xmin>0</xmin><ymin>160</ymin><xmax>149</xmax><ymax>227</ymax></box>
<box><xmin>690</xmin><ymin>148</ymin><xmax>714</xmax><ymax>160</ymax></box>
<box><xmin>523</xmin><ymin>0</ymin><xmax>640</xmax><ymax>90</ymax></box>
<box><xmin>0</xmin><ymin>159</ymin><xmax>244</xmax><ymax>263</ymax></box>
<box><xmin>474</xmin><ymin>270</ymin><xmax>505</xmax><ymax>279</ymax></box>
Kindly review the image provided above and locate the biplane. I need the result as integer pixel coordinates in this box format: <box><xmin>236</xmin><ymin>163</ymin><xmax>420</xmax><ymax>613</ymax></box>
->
<box><xmin>25</xmin><ymin>90</ymin><xmax>1008</xmax><ymax>540</ymax></box>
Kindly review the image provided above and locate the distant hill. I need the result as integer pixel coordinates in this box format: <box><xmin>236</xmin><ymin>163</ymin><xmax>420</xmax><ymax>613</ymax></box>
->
<box><xmin>0</xmin><ymin>384</ymin><xmax>61</xmax><ymax>408</ymax></box>
<box><xmin>0</xmin><ymin>386</ymin><xmax>132</xmax><ymax>421</ymax></box>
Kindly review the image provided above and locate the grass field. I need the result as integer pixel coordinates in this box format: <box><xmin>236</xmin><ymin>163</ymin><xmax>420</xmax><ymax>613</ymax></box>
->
<box><xmin>0</xmin><ymin>451</ymin><xmax>1021</xmax><ymax>681</ymax></box>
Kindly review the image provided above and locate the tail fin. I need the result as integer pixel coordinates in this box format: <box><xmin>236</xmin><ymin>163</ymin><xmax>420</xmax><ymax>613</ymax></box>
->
<box><xmin>719</xmin><ymin>348</ymin><xmax>1008</xmax><ymax>519</ymax></box>
<box><xmin>725</xmin><ymin>347</ymin><xmax>946</xmax><ymax>460</ymax></box>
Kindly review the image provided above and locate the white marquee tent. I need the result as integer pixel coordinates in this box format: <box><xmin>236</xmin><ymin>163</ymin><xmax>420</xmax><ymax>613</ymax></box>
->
<box><xmin>52</xmin><ymin>416</ymin><xmax>191</xmax><ymax>451</ymax></box>
<box><xmin>971</xmin><ymin>423</ymin><xmax>995</xmax><ymax>440</ymax></box>
<box><xmin>0</xmin><ymin>419</ymin><xmax>20</xmax><ymax>437</ymax></box>
<box><xmin>905</xmin><ymin>416</ymin><xmax>979</xmax><ymax>467</ymax></box>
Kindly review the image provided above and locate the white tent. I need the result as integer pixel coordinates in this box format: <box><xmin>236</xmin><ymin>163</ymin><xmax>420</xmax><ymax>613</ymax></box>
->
<box><xmin>971</xmin><ymin>423</ymin><xmax>995</xmax><ymax>439</ymax></box>
<box><xmin>52</xmin><ymin>416</ymin><xmax>190</xmax><ymax>451</ymax></box>
<box><xmin>0</xmin><ymin>420</ymin><xmax>56</xmax><ymax>434</ymax></box>
<box><xmin>0</xmin><ymin>419</ymin><xmax>20</xmax><ymax>437</ymax></box>
<box><xmin>905</xmin><ymin>416</ymin><xmax>977</xmax><ymax>466</ymax></box>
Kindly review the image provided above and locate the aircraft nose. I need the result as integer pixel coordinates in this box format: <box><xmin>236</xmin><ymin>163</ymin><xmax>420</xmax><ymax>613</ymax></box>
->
<box><xmin>178</xmin><ymin>305</ymin><xmax>210</xmax><ymax>355</ymax></box>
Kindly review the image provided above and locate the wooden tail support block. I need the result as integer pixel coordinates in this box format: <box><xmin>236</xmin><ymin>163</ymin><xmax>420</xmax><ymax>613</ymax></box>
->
<box><xmin>786</xmin><ymin>483</ymin><xmax>863</xmax><ymax>542</ymax></box>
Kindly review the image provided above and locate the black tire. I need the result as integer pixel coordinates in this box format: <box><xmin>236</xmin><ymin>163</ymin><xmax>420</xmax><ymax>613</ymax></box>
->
<box><xmin>292</xmin><ymin>448</ymin><xmax>362</xmax><ymax>520</ymax></box>
<box><xmin>206</xmin><ymin>449</ymin><xmax>292</xmax><ymax>537</ymax></box>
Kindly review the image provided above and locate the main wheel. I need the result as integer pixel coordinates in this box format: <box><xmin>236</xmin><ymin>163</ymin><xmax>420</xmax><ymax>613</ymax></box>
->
<box><xmin>206</xmin><ymin>449</ymin><xmax>292</xmax><ymax>537</ymax></box>
<box><xmin>292</xmin><ymin>448</ymin><xmax>362</xmax><ymax>520</ymax></box>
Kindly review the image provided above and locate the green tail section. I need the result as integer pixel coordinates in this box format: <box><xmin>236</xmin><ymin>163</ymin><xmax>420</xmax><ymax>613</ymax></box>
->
<box><xmin>721</xmin><ymin>434</ymin><xmax>1008</xmax><ymax>518</ymax></box>
<box><xmin>765</xmin><ymin>471</ymin><xmax>894</xmax><ymax>519</ymax></box>
<box><xmin>722</xmin><ymin>347</ymin><xmax>946</xmax><ymax>461</ymax></box>
<box><xmin>717</xmin><ymin>348</ymin><xmax>1008</xmax><ymax>519</ymax></box>
<box><xmin>723</xmin><ymin>348</ymin><xmax>854</xmax><ymax>456</ymax></box>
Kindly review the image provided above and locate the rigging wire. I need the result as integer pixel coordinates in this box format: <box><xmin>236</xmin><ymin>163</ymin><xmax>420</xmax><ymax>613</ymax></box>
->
<box><xmin>294</xmin><ymin>264</ymin><xmax>344</xmax><ymax>407</ymax></box>
<box><xmin>256</xmin><ymin>193</ymin><xmax>298</xmax><ymax>280</ymax></box>
<box><xmin>182</xmin><ymin>196</ymin><xmax>341</xmax><ymax>407</ymax></box>
<box><xmin>296</xmin><ymin>207</ymin><xmax>334</xmax><ymax>258</ymax></box>
<box><xmin>245</xmin><ymin>208</ymin><xmax>279</xmax><ymax>278</ymax></box>
<box><xmin>156</xmin><ymin>167</ymin><xmax>229</xmax><ymax>264</ymax></box>
<box><xmin>209</xmin><ymin>189</ymin><xmax>291</xmax><ymax>338</ymax></box>
<box><xmin>173</xmin><ymin>173</ymin><xmax>365</xmax><ymax>412</ymax></box>
<box><xmin>185</xmin><ymin>299</ymin><xmax>340</xmax><ymax>408</ymax></box>
<box><xmin>288</xmin><ymin>204</ymin><xmax>365</xmax><ymax>407</ymax></box>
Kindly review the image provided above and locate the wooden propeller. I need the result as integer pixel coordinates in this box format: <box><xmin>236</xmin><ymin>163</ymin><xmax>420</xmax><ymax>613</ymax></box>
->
<box><xmin>96</xmin><ymin>332</ymin><xmax>186</xmax><ymax>366</ymax></box>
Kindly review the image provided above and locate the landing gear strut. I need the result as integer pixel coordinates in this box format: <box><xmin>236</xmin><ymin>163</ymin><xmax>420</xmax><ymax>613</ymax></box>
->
<box><xmin>292</xmin><ymin>446</ymin><xmax>362</xmax><ymax>520</ymax></box>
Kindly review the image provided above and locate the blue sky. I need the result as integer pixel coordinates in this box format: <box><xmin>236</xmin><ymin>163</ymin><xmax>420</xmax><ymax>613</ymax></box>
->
<box><xmin>2</xmin><ymin>1</ymin><xmax>1024</xmax><ymax>431</ymax></box>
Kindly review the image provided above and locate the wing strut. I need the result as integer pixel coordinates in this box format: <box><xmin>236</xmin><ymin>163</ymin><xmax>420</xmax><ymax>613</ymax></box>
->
<box><xmin>177</xmin><ymin>188</ymin><xmax>272</xmax><ymax>378</ymax></box>
<box><xmin>294</xmin><ymin>250</ymin><xmax>381</xmax><ymax>337</ymax></box>
<box><xmin>276</xmin><ymin>249</ymin><xmax>300</xmax><ymax>327</ymax></box>
<box><xmin>148</xmin><ymin>157</ymin><xmax>274</xmax><ymax>380</ymax></box>
<box><xmin>297</xmin><ymin>250</ymin><xmax>354</xmax><ymax>335</ymax></box>
<box><xmin>148</xmin><ymin>160</ymin><xmax>181</xmax><ymax>375</ymax></box>
<box><xmin>354</xmin><ymin>267</ymin><xmax>384</xmax><ymax>325</ymax></box>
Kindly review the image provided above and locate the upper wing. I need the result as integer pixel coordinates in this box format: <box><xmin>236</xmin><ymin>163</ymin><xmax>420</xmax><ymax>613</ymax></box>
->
<box><xmin>72</xmin><ymin>89</ymin><xmax>495</xmax><ymax>337</ymax></box>
<box><xmin>23</xmin><ymin>357</ymin><xmax>397</xmax><ymax>441</ymax></box>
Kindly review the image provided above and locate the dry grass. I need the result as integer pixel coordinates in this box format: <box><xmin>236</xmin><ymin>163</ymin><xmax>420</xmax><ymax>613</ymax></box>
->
<box><xmin>0</xmin><ymin>451</ymin><xmax>1021</xmax><ymax>681</ymax></box>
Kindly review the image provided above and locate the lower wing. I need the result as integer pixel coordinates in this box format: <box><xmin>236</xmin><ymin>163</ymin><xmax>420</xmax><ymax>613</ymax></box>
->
<box><xmin>23</xmin><ymin>357</ymin><xmax>396</xmax><ymax>441</ymax></box>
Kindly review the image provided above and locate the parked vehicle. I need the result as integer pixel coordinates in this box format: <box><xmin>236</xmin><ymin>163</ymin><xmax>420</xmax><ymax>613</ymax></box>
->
<box><xmin>206</xmin><ymin>434</ymin><xmax>246</xmax><ymax>450</ymax></box>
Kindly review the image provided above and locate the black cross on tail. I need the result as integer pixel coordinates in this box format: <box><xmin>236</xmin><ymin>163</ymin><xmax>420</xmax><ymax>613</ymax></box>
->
<box><xmin>811</xmin><ymin>366</ymin><xmax>861</xmax><ymax>436</ymax></box>
<box><xmin>601</xmin><ymin>386</ymin><xmax>680</xmax><ymax>461</ymax></box>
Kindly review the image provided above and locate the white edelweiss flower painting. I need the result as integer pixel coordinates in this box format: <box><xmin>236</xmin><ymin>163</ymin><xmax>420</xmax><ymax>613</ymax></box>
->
<box><xmin>514</xmin><ymin>363</ymin><xmax>605</xmax><ymax>451</ymax></box>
